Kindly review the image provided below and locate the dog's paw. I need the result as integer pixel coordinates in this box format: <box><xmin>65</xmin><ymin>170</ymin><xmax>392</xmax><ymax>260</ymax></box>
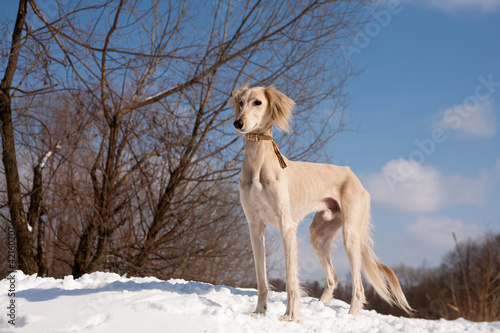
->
<box><xmin>319</xmin><ymin>294</ymin><xmax>333</xmax><ymax>304</ymax></box>
<box><xmin>278</xmin><ymin>314</ymin><xmax>299</xmax><ymax>323</ymax></box>
<box><xmin>250</xmin><ymin>312</ymin><xmax>265</xmax><ymax>318</ymax></box>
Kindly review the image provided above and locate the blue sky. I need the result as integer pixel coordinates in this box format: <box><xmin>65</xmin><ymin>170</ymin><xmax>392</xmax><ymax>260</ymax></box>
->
<box><xmin>1</xmin><ymin>1</ymin><xmax>498</xmax><ymax>282</ymax></box>
<box><xmin>279</xmin><ymin>0</ymin><xmax>500</xmax><ymax>281</ymax></box>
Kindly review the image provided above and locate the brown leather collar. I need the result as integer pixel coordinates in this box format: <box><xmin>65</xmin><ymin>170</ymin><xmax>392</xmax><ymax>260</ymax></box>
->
<box><xmin>246</xmin><ymin>127</ymin><xmax>273</xmax><ymax>142</ymax></box>
<box><xmin>246</xmin><ymin>129</ymin><xmax>287</xmax><ymax>169</ymax></box>
<box><xmin>246</xmin><ymin>133</ymin><xmax>273</xmax><ymax>142</ymax></box>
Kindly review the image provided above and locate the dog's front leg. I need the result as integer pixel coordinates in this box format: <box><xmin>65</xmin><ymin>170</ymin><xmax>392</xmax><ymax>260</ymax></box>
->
<box><xmin>279</xmin><ymin>219</ymin><xmax>300</xmax><ymax>322</ymax></box>
<box><xmin>247</xmin><ymin>218</ymin><xmax>269</xmax><ymax>316</ymax></box>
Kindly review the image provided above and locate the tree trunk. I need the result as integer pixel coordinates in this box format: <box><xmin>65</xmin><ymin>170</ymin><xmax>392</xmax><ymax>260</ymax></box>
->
<box><xmin>72</xmin><ymin>114</ymin><xmax>120</xmax><ymax>277</ymax></box>
<box><xmin>0</xmin><ymin>99</ymin><xmax>37</xmax><ymax>274</ymax></box>
<box><xmin>36</xmin><ymin>211</ymin><xmax>48</xmax><ymax>277</ymax></box>
<box><xmin>72</xmin><ymin>221</ymin><xmax>96</xmax><ymax>277</ymax></box>
<box><xmin>0</xmin><ymin>0</ymin><xmax>36</xmax><ymax>274</ymax></box>
<box><xmin>29</xmin><ymin>163</ymin><xmax>48</xmax><ymax>276</ymax></box>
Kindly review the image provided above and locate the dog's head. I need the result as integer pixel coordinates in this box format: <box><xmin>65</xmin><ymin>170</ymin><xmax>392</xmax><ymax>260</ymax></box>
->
<box><xmin>230</xmin><ymin>86</ymin><xmax>295</xmax><ymax>134</ymax></box>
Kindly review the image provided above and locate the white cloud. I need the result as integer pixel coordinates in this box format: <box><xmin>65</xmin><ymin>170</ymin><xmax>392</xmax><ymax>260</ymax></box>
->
<box><xmin>432</xmin><ymin>99</ymin><xmax>498</xmax><ymax>138</ymax></box>
<box><xmin>410</xmin><ymin>0</ymin><xmax>500</xmax><ymax>13</ymax></box>
<box><xmin>406</xmin><ymin>216</ymin><xmax>485</xmax><ymax>248</ymax></box>
<box><xmin>363</xmin><ymin>159</ymin><xmax>495</xmax><ymax>213</ymax></box>
<box><xmin>363</xmin><ymin>160</ymin><xmax>443</xmax><ymax>213</ymax></box>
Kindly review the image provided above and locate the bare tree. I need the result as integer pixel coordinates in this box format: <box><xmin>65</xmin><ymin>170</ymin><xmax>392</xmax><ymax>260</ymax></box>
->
<box><xmin>0</xmin><ymin>0</ymin><xmax>37</xmax><ymax>274</ymax></box>
<box><xmin>1</xmin><ymin>0</ymin><xmax>369</xmax><ymax>283</ymax></box>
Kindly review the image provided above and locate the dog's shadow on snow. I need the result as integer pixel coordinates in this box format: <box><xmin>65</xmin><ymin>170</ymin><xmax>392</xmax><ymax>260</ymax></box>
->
<box><xmin>16</xmin><ymin>278</ymin><xmax>258</xmax><ymax>303</ymax></box>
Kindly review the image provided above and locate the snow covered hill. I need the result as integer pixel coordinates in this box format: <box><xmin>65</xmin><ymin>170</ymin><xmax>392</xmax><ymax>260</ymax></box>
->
<box><xmin>1</xmin><ymin>271</ymin><xmax>499</xmax><ymax>333</ymax></box>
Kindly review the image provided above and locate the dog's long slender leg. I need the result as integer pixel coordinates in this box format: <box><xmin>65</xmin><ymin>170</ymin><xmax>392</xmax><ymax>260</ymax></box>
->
<box><xmin>343</xmin><ymin>227</ymin><xmax>364</xmax><ymax>315</ymax></box>
<box><xmin>342</xmin><ymin>190</ymin><xmax>370</xmax><ymax>315</ymax></box>
<box><xmin>279</xmin><ymin>221</ymin><xmax>300</xmax><ymax>322</ymax></box>
<box><xmin>248</xmin><ymin>219</ymin><xmax>268</xmax><ymax>315</ymax></box>
<box><xmin>310</xmin><ymin>212</ymin><xmax>342</xmax><ymax>303</ymax></box>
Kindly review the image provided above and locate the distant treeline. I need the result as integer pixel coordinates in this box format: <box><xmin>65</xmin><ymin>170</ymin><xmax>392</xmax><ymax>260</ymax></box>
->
<box><xmin>271</xmin><ymin>232</ymin><xmax>500</xmax><ymax>322</ymax></box>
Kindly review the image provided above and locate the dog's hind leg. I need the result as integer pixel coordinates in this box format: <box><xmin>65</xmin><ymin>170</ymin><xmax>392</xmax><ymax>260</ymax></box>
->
<box><xmin>309</xmin><ymin>211</ymin><xmax>342</xmax><ymax>303</ymax></box>
<box><xmin>341</xmin><ymin>187</ymin><xmax>371</xmax><ymax>315</ymax></box>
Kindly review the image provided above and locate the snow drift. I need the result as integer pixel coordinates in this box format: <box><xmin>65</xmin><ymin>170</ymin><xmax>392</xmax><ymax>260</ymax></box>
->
<box><xmin>1</xmin><ymin>271</ymin><xmax>499</xmax><ymax>332</ymax></box>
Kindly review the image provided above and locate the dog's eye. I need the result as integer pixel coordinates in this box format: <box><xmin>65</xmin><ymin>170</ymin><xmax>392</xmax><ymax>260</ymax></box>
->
<box><xmin>254</xmin><ymin>100</ymin><xmax>262</xmax><ymax>106</ymax></box>
<box><xmin>239</xmin><ymin>101</ymin><xmax>244</xmax><ymax>107</ymax></box>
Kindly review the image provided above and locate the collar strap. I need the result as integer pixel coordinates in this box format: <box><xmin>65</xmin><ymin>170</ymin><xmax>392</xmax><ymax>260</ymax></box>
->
<box><xmin>246</xmin><ymin>127</ymin><xmax>273</xmax><ymax>142</ymax></box>
<box><xmin>246</xmin><ymin>130</ymin><xmax>287</xmax><ymax>169</ymax></box>
<box><xmin>246</xmin><ymin>132</ymin><xmax>272</xmax><ymax>142</ymax></box>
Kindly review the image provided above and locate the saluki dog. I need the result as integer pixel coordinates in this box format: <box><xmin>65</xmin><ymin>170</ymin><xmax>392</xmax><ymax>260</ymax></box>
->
<box><xmin>230</xmin><ymin>85</ymin><xmax>413</xmax><ymax>322</ymax></box>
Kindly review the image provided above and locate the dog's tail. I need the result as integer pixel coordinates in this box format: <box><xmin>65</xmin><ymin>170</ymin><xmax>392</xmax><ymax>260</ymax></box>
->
<box><xmin>361</xmin><ymin>229</ymin><xmax>414</xmax><ymax>315</ymax></box>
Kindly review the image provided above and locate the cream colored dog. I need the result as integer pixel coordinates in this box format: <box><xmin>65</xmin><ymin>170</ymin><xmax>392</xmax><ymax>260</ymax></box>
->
<box><xmin>230</xmin><ymin>86</ymin><xmax>413</xmax><ymax>322</ymax></box>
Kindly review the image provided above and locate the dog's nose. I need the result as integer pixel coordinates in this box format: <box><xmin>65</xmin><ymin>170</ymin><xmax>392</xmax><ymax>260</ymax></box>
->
<box><xmin>233</xmin><ymin>120</ymin><xmax>244</xmax><ymax>130</ymax></box>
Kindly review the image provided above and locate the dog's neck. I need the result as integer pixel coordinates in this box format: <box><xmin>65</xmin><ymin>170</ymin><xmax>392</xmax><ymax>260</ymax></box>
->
<box><xmin>246</xmin><ymin>127</ymin><xmax>273</xmax><ymax>141</ymax></box>
<box><xmin>243</xmin><ymin>127</ymin><xmax>287</xmax><ymax>169</ymax></box>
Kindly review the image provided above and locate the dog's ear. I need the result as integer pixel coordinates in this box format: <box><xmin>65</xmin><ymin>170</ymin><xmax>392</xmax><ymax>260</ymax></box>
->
<box><xmin>265</xmin><ymin>86</ymin><xmax>295</xmax><ymax>133</ymax></box>
<box><xmin>229</xmin><ymin>85</ymin><xmax>249</xmax><ymax>116</ymax></box>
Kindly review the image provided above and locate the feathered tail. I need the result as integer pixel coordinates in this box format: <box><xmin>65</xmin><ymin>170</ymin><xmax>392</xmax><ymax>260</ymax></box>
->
<box><xmin>361</xmin><ymin>230</ymin><xmax>414</xmax><ymax>315</ymax></box>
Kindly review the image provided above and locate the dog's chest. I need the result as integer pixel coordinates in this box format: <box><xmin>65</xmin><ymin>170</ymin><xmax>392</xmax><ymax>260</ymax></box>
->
<box><xmin>241</xmin><ymin>180</ymin><xmax>281</xmax><ymax>226</ymax></box>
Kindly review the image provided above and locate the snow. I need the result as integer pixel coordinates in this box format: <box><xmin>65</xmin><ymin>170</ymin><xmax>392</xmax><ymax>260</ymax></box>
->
<box><xmin>39</xmin><ymin>150</ymin><xmax>53</xmax><ymax>169</ymax></box>
<box><xmin>1</xmin><ymin>271</ymin><xmax>499</xmax><ymax>333</ymax></box>
<box><xmin>142</xmin><ymin>89</ymin><xmax>170</xmax><ymax>103</ymax></box>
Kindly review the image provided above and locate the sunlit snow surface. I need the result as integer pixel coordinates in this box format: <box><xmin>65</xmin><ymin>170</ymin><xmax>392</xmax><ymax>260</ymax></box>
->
<box><xmin>1</xmin><ymin>271</ymin><xmax>499</xmax><ymax>332</ymax></box>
